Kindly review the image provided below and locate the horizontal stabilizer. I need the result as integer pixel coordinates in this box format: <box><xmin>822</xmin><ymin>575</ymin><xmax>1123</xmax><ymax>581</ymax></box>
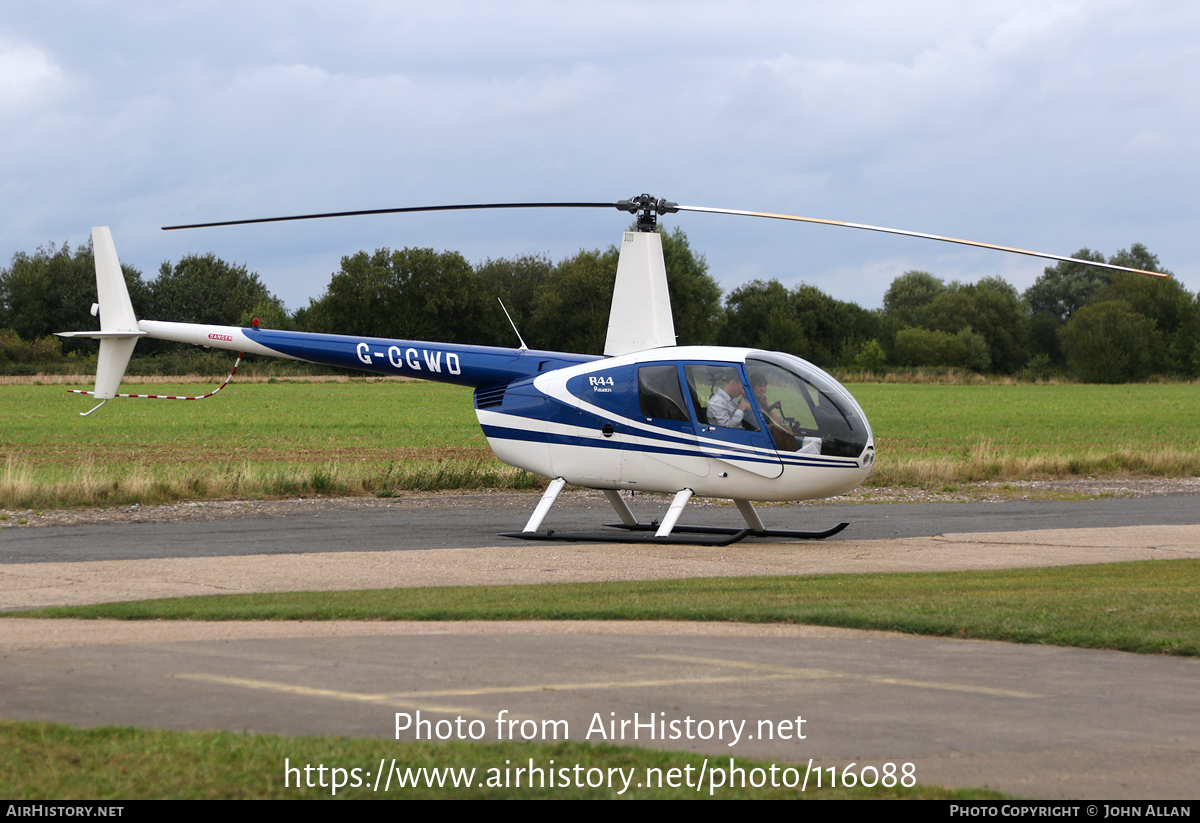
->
<box><xmin>56</xmin><ymin>330</ymin><xmax>148</xmax><ymax>339</ymax></box>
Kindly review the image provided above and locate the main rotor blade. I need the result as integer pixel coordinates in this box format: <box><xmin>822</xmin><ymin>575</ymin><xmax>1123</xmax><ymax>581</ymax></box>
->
<box><xmin>162</xmin><ymin>202</ymin><xmax>618</xmax><ymax>231</ymax></box>
<box><xmin>676</xmin><ymin>205</ymin><xmax>1169</xmax><ymax>278</ymax></box>
<box><xmin>163</xmin><ymin>196</ymin><xmax>1168</xmax><ymax>279</ymax></box>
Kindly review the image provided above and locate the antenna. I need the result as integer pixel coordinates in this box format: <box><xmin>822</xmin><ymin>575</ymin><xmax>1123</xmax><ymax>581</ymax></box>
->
<box><xmin>497</xmin><ymin>298</ymin><xmax>528</xmax><ymax>350</ymax></box>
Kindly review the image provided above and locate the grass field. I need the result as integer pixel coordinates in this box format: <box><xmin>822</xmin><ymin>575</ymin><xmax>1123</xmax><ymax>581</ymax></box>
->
<box><xmin>0</xmin><ymin>720</ymin><xmax>998</xmax><ymax>800</ymax></box>
<box><xmin>857</xmin><ymin>382</ymin><xmax>1200</xmax><ymax>485</ymax></box>
<box><xmin>2</xmin><ymin>379</ymin><xmax>1198</xmax><ymax>509</ymax></box>
<box><xmin>1</xmin><ymin>380</ymin><xmax>532</xmax><ymax>508</ymax></box>
<box><xmin>14</xmin><ymin>559</ymin><xmax>1198</xmax><ymax>656</ymax></box>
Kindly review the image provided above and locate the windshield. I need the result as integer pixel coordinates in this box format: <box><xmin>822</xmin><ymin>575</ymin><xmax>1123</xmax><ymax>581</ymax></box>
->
<box><xmin>746</xmin><ymin>354</ymin><xmax>871</xmax><ymax>458</ymax></box>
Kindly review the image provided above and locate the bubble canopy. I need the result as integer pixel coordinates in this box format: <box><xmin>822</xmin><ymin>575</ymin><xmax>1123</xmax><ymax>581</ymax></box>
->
<box><xmin>746</xmin><ymin>352</ymin><xmax>873</xmax><ymax>459</ymax></box>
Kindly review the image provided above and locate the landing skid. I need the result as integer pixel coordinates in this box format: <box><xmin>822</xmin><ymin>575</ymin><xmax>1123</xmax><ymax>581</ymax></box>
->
<box><xmin>606</xmin><ymin>521</ymin><xmax>850</xmax><ymax>540</ymax></box>
<box><xmin>501</xmin><ymin>478</ymin><xmax>850</xmax><ymax>545</ymax></box>
<box><xmin>498</xmin><ymin>528</ymin><xmax>754</xmax><ymax>546</ymax></box>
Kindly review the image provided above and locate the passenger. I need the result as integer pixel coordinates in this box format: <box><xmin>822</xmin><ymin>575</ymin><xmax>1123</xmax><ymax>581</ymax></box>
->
<box><xmin>707</xmin><ymin>376</ymin><xmax>752</xmax><ymax>428</ymax></box>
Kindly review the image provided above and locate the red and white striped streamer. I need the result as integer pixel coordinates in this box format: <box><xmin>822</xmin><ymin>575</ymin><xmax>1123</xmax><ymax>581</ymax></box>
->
<box><xmin>69</xmin><ymin>353</ymin><xmax>243</xmax><ymax>408</ymax></box>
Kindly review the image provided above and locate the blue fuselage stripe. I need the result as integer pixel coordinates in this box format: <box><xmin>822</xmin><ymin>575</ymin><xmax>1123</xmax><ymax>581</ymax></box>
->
<box><xmin>245</xmin><ymin>328</ymin><xmax>600</xmax><ymax>388</ymax></box>
<box><xmin>479</xmin><ymin>422</ymin><xmax>858</xmax><ymax>469</ymax></box>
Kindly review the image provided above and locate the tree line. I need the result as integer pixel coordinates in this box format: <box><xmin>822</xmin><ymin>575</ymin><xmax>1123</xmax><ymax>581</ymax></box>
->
<box><xmin>2</xmin><ymin>230</ymin><xmax>1197</xmax><ymax>383</ymax></box>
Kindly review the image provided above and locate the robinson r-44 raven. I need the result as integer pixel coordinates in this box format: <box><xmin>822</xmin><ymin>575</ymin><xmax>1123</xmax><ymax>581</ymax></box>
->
<box><xmin>58</xmin><ymin>195</ymin><xmax>1167</xmax><ymax>545</ymax></box>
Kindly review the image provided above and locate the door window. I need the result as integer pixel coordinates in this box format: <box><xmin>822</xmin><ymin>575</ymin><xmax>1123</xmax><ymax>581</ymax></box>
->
<box><xmin>637</xmin><ymin>364</ymin><xmax>689</xmax><ymax>422</ymax></box>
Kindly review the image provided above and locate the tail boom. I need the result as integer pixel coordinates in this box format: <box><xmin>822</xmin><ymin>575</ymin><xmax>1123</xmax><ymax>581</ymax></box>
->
<box><xmin>57</xmin><ymin>227</ymin><xmax>600</xmax><ymax>406</ymax></box>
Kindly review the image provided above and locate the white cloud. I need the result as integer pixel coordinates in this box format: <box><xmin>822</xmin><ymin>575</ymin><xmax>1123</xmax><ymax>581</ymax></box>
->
<box><xmin>0</xmin><ymin>38</ymin><xmax>64</xmax><ymax>111</ymax></box>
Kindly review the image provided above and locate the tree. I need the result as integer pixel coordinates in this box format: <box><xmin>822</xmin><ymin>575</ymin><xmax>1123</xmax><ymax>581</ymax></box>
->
<box><xmin>1022</xmin><ymin>243</ymin><xmax>1199</xmax><ymax>378</ymax></box>
<box><xmin>1108</xmin><ymin>243</ymin><xmax>1167</xmax><ymax>276</ymax></box>
<box><xmin>527</xmin><ymin>246</ymin><xmax>620</xmax><ymax>354</ymax></box>
<box><xmin>1023</xmin><ymin>250</ymin><xmax>1111</xmax><ymax>365</ymax></box>
<box><xmin>521</xmin><ymin>226</ymin><xmax>723</xmax><ymax>354</ymax></box>
<box><xmin>723</xmin><ymin>279</ymin><xmax>805</xmax><ymax>353</ymax></box>
<box><xmin>1059</xmin><ymin>300</ymin><xmax>1161</xmax><ymax>383</ymax></box>
<box><xmin>789</xmin><ymin>283</ymin><xmax>879</xmax><ymax>367</ymax></box>
<box><xmin>852</xmin><ymin>339</ymin><xmax>888</xmax><ymax>370</ymax></box>
<box><xmin>151</xmin><ymin>253</ymin><xmax>284</xmax><ymax>328</ymax></box>
<box><xmin>956</xmin><ymin>327</ymin><xmax>992</xmax><ymax>372</ymax></box>
<box><xmin>1023</xmin><ymin>249</ymin><xmax>1109</xmax><ymax>323</ymax></box>
<box><xmin>882</xmin><ymin>270</ymin><xmax>945</xmax><ymax>327</ymax></box>
<box><xmin>303</xmin><ymin>247</ymin><xmax>494</xmax><ymax>345</ymax></box>
<box><xmin>892</xmin><ymin>326</ymin><xmax>990</xmax><ymax>371</ymax></box>
<box><xmin>1024</xmin><ymin>245</ymin><xmax>1185</xmax><ymax>370</ymax></box>
<box><xmin>893</xmin><ymin>327</ymin><xmax>955</xmax><ymax>367</ymax></box>
<box><xmin>922</xmin><ymin>277</ymin><xmax>1030</xmax><ymax>373</ymax></box>
<box><xmin>0</xmin><ymin>240</ymin><xmax>148</xmax><ymax>353</ymax></box>
<box><xmin>659</xmin><ymin>226</ymin><xmax>724</xmax><ymax>346</ymax></box>
<box><xmin>475</xmin><ymin>254</ymin><xmax>553</xmax><ymax>347</ymax></box>
<box><xmin>1088</xmin><ymin>249</ymin><xmax>1196</xmax><ymax>376</ymax></box>
<box><xmin>723</xmin><ymin>278</ymin><xmax>877</xmax><ymax>367</ymax></box>
<box><xmin>0</xmin><ymin>328</ymin><xmax>63</xmax><ymax>367</ymax></box>
<box><xmin>1029</xmin><ymin>309</ymin><xmax>1065</xmax><ymax>365</ymax></box>
<box><xmin>239</xmin><ymin>297</ymin><xmax>293</xmax><ymax>331</ymax></box>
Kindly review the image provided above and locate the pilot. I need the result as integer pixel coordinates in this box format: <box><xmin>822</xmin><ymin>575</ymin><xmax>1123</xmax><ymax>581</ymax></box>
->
<box><xmin>750</xmin><ymin>373</ymin><xmax>783</xmax><ymax>426</ymax></box>
<box><xmin>707</xmin><ymin>375</ymin><xmax>752</xmax><ymax>428</ymax></box>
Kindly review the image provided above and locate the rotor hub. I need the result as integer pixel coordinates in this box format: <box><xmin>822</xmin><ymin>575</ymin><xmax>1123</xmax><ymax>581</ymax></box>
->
<box><xmin>616</xmin><ymin>194</ymin><xmax>679</xmax><ymax>231</ymax></box>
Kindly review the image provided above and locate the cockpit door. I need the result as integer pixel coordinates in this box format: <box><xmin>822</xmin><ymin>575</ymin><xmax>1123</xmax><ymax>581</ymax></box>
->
<box><xmin>684</xmin><ymin>363</ymin><xmax>783</xmax><ymax>479</ymax></box>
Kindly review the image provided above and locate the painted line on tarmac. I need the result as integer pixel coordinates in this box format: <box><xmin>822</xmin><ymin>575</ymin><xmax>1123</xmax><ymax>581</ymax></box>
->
<box><xmin>175</xmin><ymin>673</ymin><xmax>503</xmax><ymax>719</ymax></box>
<box><xmin>641</xmin><ymin>653</ymin><xmax>1044</xmax><ymax>699</ymax></box>
<box><xmin>175</xmin><ymin>669</ymin><xmax>802</xmax><ymax>712</ymax></box>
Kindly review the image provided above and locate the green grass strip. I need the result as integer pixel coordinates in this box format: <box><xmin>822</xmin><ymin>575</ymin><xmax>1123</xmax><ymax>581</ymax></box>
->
<box><xmin>0</xmin><ymin>720</ymin><xmax>1001</xmax><ymax>800</ymax></box>
<box><xmin>13</xmin><ymin>560</ymin><xmax>1199</xmax><ymax>657</ymax></box>
<box><xmin>6</xmin><ymin>381</ymin><xmax>1200</xmax><ymax>508</ymax></box>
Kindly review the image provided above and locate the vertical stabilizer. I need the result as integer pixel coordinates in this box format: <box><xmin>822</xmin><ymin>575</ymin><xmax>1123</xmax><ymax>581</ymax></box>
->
<box><xmin>92</xmin><ymin>337</ymin><xmax>139</xmax><ymax>400</ymax></box>
<box><xmin>55</xmin><ymin>228</ymin><xmax>146</xmax><ymax>401</ymax></box>
<box><xmin>603</xmin><ymin>231</ymin><xmax>676</xmax><ymax>356</ymax></box>
<box><xmin>91</xmin><ymin>227</ymin><xmax>142</xmax><ymax>398</ymax></box>
<box><xmin>93</xmin><ymin>227</ymin><xmax>140</xmax><ymax>334</ymax></box>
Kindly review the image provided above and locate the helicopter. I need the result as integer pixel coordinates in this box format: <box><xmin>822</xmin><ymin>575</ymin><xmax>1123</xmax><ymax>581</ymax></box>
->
<box><xmin>57</xmin><ymin>194</ymin><xmax>1167</xmax><ymax>545</ymax></box>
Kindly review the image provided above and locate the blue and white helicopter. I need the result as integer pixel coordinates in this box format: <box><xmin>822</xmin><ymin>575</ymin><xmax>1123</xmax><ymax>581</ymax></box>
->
<box><xmin>59</xmin><ymin>195</ymin><xmax>1166</xmax><ymax>545</ymax></box>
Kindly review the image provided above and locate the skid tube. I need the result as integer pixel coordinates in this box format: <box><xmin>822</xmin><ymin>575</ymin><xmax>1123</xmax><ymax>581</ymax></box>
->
<box><xmin>498</xmin><ymin>528</ymin><xmax>755</xmax><ymax>546</ymax></box>
<box><xmin>606</xmin><ymin>521</ymin><xmax>850</xmax><ymax>540</ymax></box>
<box><xmin>499</xmin><ymin>521</ymin><xmax>848</xmax><ymax>545</ymax></box>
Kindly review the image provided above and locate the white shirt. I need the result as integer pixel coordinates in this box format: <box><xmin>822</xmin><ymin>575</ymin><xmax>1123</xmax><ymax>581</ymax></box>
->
<box><xmin>706</xmin><ymin>387</ymin><xmax>745</xmax><ymax>428</ymax></box>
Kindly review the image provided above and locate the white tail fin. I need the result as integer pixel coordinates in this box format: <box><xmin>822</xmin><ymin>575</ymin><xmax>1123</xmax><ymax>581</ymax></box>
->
<box><xmin>93</xmin><ymin>227</ymin><xmax>140</xmax><ymax>335</ymax></box>
<box><xmin>55</xmin><ymin>227</ymin><xmax>146</xmax><ymax>401</ymax></box>
<box><xmin>603</xmin><ymin>231</ymin><xmax>676</xmax><ymax>356</ymax></box>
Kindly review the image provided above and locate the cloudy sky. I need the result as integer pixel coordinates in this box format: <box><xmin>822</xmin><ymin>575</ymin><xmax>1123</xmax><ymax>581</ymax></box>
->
<box><xmin>3</xmin><ymin>1</ymin><xmax>1197</xmax><ymax>315</ymax></box>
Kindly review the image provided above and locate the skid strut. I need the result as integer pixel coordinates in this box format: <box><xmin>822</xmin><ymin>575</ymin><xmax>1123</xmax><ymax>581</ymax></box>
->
<box><xmin>522</xmin><ymin>477</ymin><xmax>566</xmax><ymax>534</ymax></box>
